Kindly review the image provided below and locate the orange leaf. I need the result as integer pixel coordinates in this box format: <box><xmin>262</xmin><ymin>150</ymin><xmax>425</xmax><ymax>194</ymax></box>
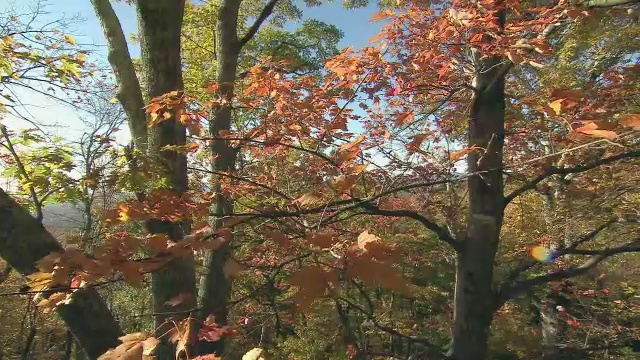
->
<box><xmin>449</xmin><ymin>146</ymin><xmax>480</xmax><ymax>161</ymax></box>
<box><xmin>294</xmin><ymin>192</ymin><xmax>323</xmax><ymax>207</ymax></box>
<box><xmin>338</xmin><ymin>135</ymin><xmax>365</xmax><ymax>152</ymax></box>
<box><xmin>507</xmin><ymin>50</ymin><xmax>524</xmax><ymax>65</ymax></box>
<box><xmin>330</xmin><ymin>175</ymin><xmax>358</xmax><ymax>193</ymax></box>
<box><xmin>142</xmin><ymin>337</ymin><xmax>160</xmax><ymax>355</ymax></box>
<box><xmin>371</xmin><ymin>10</ymin><xmax>393</xmax><ymax>22</ymax></box>
<box><xmin>620</xmin><ymin>114</ymin><xmax>640</xmax><ymax>129</ymax></box>
<box><xmin>576</xmin><ymin>127</ymin><xmax>617</xmax><ymax>140</ymax></box>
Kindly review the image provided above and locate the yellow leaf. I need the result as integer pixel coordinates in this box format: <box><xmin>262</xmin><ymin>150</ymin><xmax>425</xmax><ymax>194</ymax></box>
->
<box><xmin>142</xmin><ymin>337</ymin><xmax>160</xmax><ymax>355</ymax></box>
<box><xmin>243</xmin><ymin>348</ymin><xmax>265</xmax><ymax>360</ymax></box>
<box><xmin>548</xmin><ymin>99</ymin><xmax>564</xmax><ymax>115</ymax></box>
<box><xmin>64</xmin><ymin>35</ymin><xmax>77</xmax><ymax>45</ymax></box>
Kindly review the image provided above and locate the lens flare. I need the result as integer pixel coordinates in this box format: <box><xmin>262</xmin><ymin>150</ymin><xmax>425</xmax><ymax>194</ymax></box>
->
<box><xmin>530</xmin><ymin>245</ymin><xmax>556</xmax><ymax>262</ymax></box>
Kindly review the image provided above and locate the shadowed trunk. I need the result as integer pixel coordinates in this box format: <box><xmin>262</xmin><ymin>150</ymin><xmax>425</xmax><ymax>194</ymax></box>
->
<box><xmin>0</xmin><ymin>188</ymin><xmax>122</xmax><ymax>359</ymax></box>
<box><xmin>136</xmin><ymin>0</ymin><xmax>197</xmax><ymax>345</ymax></box>
<box><xmin>447</xmin><ymin>4</ymin><xmax>507</xmax><ymax>355</ymax></box>
<box><xmin>196</xmin><ymin>0</ymin><xmax>241</xmax><ymax>355</ymax></box>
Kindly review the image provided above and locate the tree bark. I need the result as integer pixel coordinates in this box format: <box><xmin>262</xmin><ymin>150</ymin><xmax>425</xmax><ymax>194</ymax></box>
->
<box><xmin>91</xmin><ymin>0</ymin><xmax>147</xmax><ymax>152</ymax></box>
<box><xmin>135</xmin><ymin>0</ymin><xmax>197</xmax><ymax>346</ymax></box>
<box><xmin>447</xmin><ymin>13</ymin><xmax>507</xmax><ymax>356</ymax></box>
<box><xmin>0</xmin><ymin>187</ymin><xmax>122</xmax><ymax>359</ymax></box>
<box><xmin>196</xmin><ymin>0</ymin><xmax>241</xmax><ymax>355</ymax></box>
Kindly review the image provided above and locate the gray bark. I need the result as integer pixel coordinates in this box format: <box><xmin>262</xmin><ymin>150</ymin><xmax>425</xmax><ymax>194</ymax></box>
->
<box><xmin>91</xmin><ymin>0</ymin><xmax>147</xmax><ymax>152</ymax></box>
<box><xmin>447</xmin><ymin>54</ymin><xmax>506</xmax><ymax>359</ymax></box>
<box><xmin>196</xmin><ymin>0</ymin><xmax>241</xmax><ymax>355</ymax></box>
<box><xmin>135</xmin><ymin>0</ymin><xmax>197</xmax><ymax>336</ymax></box>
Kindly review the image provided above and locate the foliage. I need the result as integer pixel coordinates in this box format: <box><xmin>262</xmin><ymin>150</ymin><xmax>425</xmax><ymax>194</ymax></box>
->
<box><xmin>0</xmin><ymin>0</ymin><xmax>639</xmax><ymax>359</ymax></box>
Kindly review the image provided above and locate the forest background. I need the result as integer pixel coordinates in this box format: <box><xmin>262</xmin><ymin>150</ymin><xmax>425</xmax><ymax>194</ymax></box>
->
<box><xmin>0</xmin><ymin>0</ymin><xmax>638</xmax><ymax>359</ymax></box>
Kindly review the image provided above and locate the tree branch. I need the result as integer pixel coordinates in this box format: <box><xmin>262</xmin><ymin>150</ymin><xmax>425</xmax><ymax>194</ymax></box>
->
<box><xmin>504</xmin><ymin>151</ymin><xmax>640</xmax><ymax>205</ymax></box>
<box><xmin>498</xmin><ymin>237</ymin><xmax>639</xmax><ymax>304</ymax></box>
<box><xmin>91</xmin><ymin>0</ymin><xmax>147</xmax><ymax>152</ymax></box>
<box><xmin>497</xmin><ymin>217</ymin><xmax>619</xmax><ymax>303</ymax></box>
<box><xmin>238</xmin><ymin>0</ymin><xmax>280</xmax><ymax>50</ymax></box>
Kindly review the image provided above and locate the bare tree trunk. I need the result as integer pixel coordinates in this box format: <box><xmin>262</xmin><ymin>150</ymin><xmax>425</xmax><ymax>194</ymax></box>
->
<box><xmin>196</xmin><ymin>0</ymin><xmax>241</xmax><ymax>355</ymax></box>
<box><xmin>135</xmin><ymin>2</ymin><xmax>197</xmax><ymax>358</ymax></box>
<box><xmin>447</xmin><ymin>8</ymin><xmax>507</xmax><ymax>356</ymax></box>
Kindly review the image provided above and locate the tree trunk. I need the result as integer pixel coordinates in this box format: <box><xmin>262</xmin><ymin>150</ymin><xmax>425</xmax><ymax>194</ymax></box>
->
<box><xmin>196</xmin><ymin>0</ymin><xmax>241</xmax><ymax>355</ymax></box>
<box><xmin>0</xmin><ymin>188</ymin><xmax>122</xmax><ymax>359</ymax></box>
<box><xmin>447</xmin><ymin>43</ymin><xmax>507</xmax><ymax>358</ymax></box>
<box><xmin>136</xmin><ymin>0</ymin><xmax>197</xmax><ymax>341</ymax></box>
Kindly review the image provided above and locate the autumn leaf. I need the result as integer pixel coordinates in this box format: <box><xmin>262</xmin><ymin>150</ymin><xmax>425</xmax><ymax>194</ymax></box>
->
<box><xmin>98</xmin><ymin>333</ymin><xmax>146</xmax><ymax>360</ymax></box>
<box><xmin>142</xmin><ymin>337</ymin><xmax>160</xmax><ymax>355</ymax></box>
<box><xmin>265</xmin><ymin>230</ymin><xmax>290</xmax><ymax>247</ymax></box>
<box><xmin>575</xmin><ymin>121</ymin><xmax>618</xmax><ymax>140</ymax></box>
<box><xmin>550</xmin><ymin>89</ymin><xmax>584</xmax><ymax>101</ymax></box>
<box><xmin>506</xmin><ymin>50</ymin><xmax>524</xmax><ymax>65</ymax></box>
<box><xmin>307</xmin><ymin>231</ymin><xmax>337</xmax><ymax>249</ymax></box>
<box><xmin>289</xmin><ymin>266</ymin><xmax>339</xmax><ymax>310</ymax></box>
<box><xmin>293</xmin><ymin>192</ymin><xmax>323</xmax><ymax>207</ymax></box>
<box><xmin>64</xmin><ymin>34</ymin><xmax>76</xmax><ymax>45</ymax></box>
<box><xmin>620</xmin><ymin>114</ymin><xmax>640</xmax><ymax>129</ymax></box>
<box><xmin>338</xmin><ymin>134</ymin><xmax>365</xmax><ymax>152</ymax></box>
<box><xmin>371</xmin><ymin>9</ymin><xmax>394</xmax><ymax>22</ymax></box>
<box><xmin>243</xmin><ymin>348</ymin><xmax>265</xmax><ymax>360</ymax></box>
<box><xmin>548</xmin><ymin>99</ymin><xmax>564</xmax><ymax>115</ymax></box>
<box><xmin>449</xmin><ymin>146</ymin><xmax>481</xmax><ymax>161</ymax></box>
<box><xmin>329</xmin><ymin>175</ymin><xmax>357</xmax><ymax>193</ymax></box>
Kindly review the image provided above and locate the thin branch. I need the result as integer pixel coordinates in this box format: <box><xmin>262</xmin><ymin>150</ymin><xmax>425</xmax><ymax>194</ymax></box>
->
<box><xmin>505</xmin><ymin>150</ymin><xmax>640</xmax><ymax>205</ymax></box>
<box><xmin>238</xmin><ymin>0</ymin><xmax>280</xmax><ymax>50</ymax></box>
<box><xmin>497</xmin><ymin>217</ymin><xmax>619</xmax><ymax>303</ymax></box>
<box><xmin>498</xmin><ymin>238</ymin><xmax>639</xmax><ymax>304</ymax></box>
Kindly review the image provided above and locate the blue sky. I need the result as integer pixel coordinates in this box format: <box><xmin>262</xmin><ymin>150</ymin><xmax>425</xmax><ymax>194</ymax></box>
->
<box><xmin>2</xmin><ymin>0</ymin><xmax>384</xmax><ymax>141</ymax></box>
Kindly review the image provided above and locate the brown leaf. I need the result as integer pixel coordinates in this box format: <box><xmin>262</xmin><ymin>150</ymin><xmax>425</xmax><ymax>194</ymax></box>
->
<box><xmin>289</xmin><ymin>266</ymin><xmax>339</xmax><ymax>310</ymax></box>
<box><xmin>98</xmin><ymin>333</ymin><xmax>146</xmax><ymax>360</ymax></box>
<box><xmin>265</xmin><ymin>230</ymin><xmax>290</xmax><ymax>247</ymax></box>
<box><xmin>307</xmin><ymin>231</ymin><xmax>338</xmax><ymax>249</ymax></box>
<box><xmin>506</xmin><ymin>50</ymin><xmax>524</xmax><ymax>65</ymax></box>
<box><xmin>223</xmin><ymin>258</ymin><xmax>244</xmax><ymax>279</ymax></box>
<box><xmin>293</xmin><ymin>192</ymin><xmax>323</xmax><ymax>207</ymax></box>
<box><xmin>550</xmin><ymin>89</ymin><xmax>584</xmax><ymax>101</ymax></box>
<box><xmin>330</xmin><ymin>175</ymin><xmax>357</xmax><ymax>193</ymax></box>
<box><xmin>576</xmin><ymin>128</ymin><xmax>617</xmax><ymax>140</ymax></box>
<box><xmin>142</xmin><ymin>337</ymin><xmax>160</xmax><ymax>355</ymax></box>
